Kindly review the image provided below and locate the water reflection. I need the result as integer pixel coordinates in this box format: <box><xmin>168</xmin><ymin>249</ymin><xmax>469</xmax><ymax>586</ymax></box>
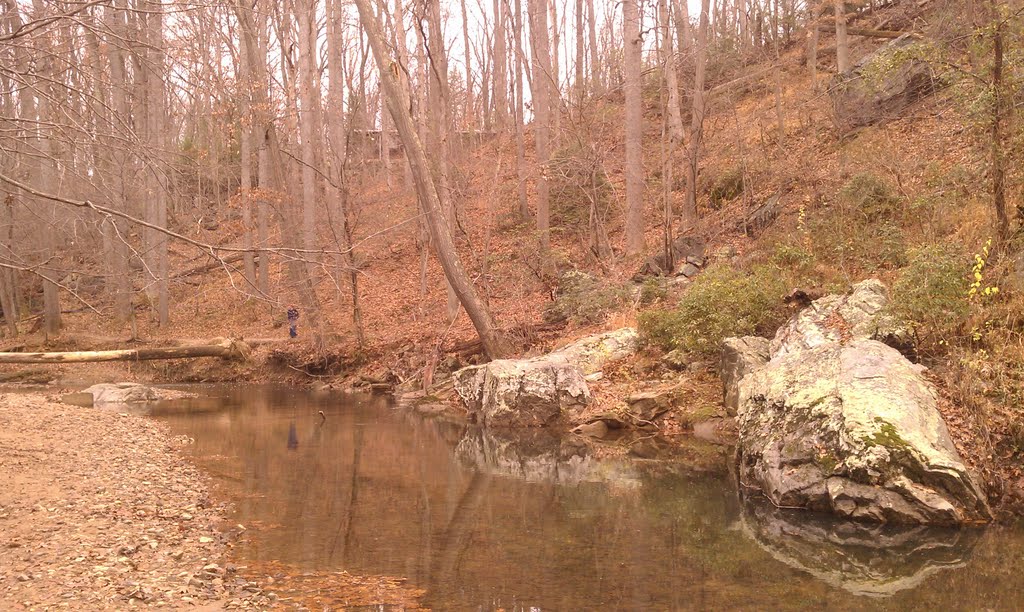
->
<box><xmin>740</xmin><ymin>497</ymin><xmax>981</xmax><ymax>597</ymax></box>
<box><xmin>150</xmin><ymin>387</ymin><xmax>1024</xmax><ymax>610</ymax></box>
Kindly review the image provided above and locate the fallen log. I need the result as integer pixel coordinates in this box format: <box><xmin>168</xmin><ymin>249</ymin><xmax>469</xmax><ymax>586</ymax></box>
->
<box><xmin>171</xmin><ymin>252</ymin><xmax>257</xmax><ymax>280</ymax></box>
<box><xmin>0</xmin><ymin>338</ymin><xmax>249</xmax><ymax>364</ymax></box>
<box><xmin>820</xmin><ymin>24</ymin><xmax>919</xmax><ymax>39</ymax></box>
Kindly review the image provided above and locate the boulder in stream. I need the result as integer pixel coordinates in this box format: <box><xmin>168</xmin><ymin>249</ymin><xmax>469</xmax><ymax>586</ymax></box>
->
<box><xmin>453</xmin><ymin>356</ymin><xmax>590</xmax><ymax>427</ymax></box>
<box><xmin>735</xmin><ymin>281</ymin><xmax>990</xmax><ymax>525</ymax></box>
<box><xmin>77</xmin><ymin>383</ymin><xmax>183</xmax><ymax>406</ymax></box>
<box><xmin>453</xmin><ymin>329</ymin><xmax>637</xmax><ymax>427</ymax></box>
<box><xmin>720</xmin><ymin>336</ymin><xmax>770</xmax><ymax>416</ymax></box>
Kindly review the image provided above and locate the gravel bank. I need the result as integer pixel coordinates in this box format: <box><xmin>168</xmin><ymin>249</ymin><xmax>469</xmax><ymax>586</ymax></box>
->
<box><xmin>0</xmin><ymin>393</ymin><xmax>273</xmax><ymax>610</ymax></box>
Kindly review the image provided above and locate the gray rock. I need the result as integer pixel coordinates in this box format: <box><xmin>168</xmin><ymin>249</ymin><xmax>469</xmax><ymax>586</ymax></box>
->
<box><xmin>625</xmin><ymin>388</ymin><xmax>678</xmax><ymax>423</ymax></box>
<box><xmin>549</xmin><ymin>328</ymin><xmax>638</xmax><ymax>375</ymax></box>
<box><xmin>720</xmin><ymin>336</ymin><xmax>770</xmax><ymax>416</ymax></box>
<box><xmin>679</xmin><ymin>263</ymin><xmax>700</xmax><ymax>278</ymax></box>
<box><xmin>634</xmin><ymin>235</ymin><xmax>706</xmax><ymax>279</ymax></box>
<box><xmin>744</xmin><ymin>194</ymin><xmax>782</xmax><ymax>237</ymax></box>
<box><xmin>737</xmin><ymin>339</ymin><xmax>990</xmax><ymax>525</ymax></box>
<box><xmin>453</xmin><ymin>328</ymin><xmax>637</xmax><ymax>427</ymax></box>
<box><xmin>453</xmin><ymin>355</ymin><xmax>590</xmax><ymax>427</ymax></box>
<box><xmin>81</xmin><ymin>383</ymin><xmax>162</xmax><ymax>406</ymax></box>
<box><xmin>830</xmin><ymin>35</ymin><xmax>940</xmax><ymax>133</ymax></box>
<box><xmin>770</xmin><ymin>279</ymin><xmax>907</xmax><ymax>359</ymax></box>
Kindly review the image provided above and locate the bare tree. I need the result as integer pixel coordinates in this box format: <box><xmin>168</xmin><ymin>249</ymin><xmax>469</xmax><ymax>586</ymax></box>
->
<box><xmin>528</xmin><ymin>0</ymin><xmax>553</xmax><ymax>254</ymax></box>
<box><xmin>684</xmin><ymin>0</ymin><xmax>712</xmax><ymax>226</ymax></box>
<box><xmin>623</xmin><ymin>0</ymin><xmax>644</xmax><ymax>256</ymax></box>
<box><xmin>352</xmin><ymin>0</ymin><xmax>508</xmax><ymax>358</ymax></box>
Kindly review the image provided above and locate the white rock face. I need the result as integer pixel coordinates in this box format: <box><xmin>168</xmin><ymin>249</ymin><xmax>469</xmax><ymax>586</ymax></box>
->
<box><xmin>734</xmin><ymin>281</ymin><xmax>990</xmax><ymax>525</ymax></box>
<box><xmin>548</xmin><ymin>328</ymin><xmax>638</xmax><ymax>375</ymax></box>
<box><xmin>454</xmin><ymin>356</ymin><xmax>590</xmax><ymax>427</ymax></box>
<box><xmin>453</xmin><ymin>328</ymin><xmax>637</xmax><ymax>428</ymax></box>
<box><xmin>770</xmin><ymin>279</ymin><xmax>899</xmax><ymax>359</ymax></box>
<box><xmin>720</xmin><ymin>336</ymin><xmax>770</xmax><ymax>416</ymax></box>
<box><xmin>82</xmin><ymin>383</ymin><xmax>163</xmax><ymax>405</ymax></box>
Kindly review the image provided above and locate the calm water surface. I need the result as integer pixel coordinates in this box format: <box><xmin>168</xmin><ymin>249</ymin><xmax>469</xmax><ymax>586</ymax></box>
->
<box><xmin>150</xmin><ymin>386</ymin><xmax>1024</xmax><ymax>610</ymax></box>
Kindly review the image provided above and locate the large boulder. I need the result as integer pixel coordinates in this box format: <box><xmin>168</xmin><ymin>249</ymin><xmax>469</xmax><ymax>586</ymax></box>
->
<box><xmin>453</xmin><ymin>356</ymin><xmax>590</xmax><ymax>427</ymax></box>
<box><xmin>720</xmin><ymin>336</ymin><xmax>770</xmax><ymax>416</ymax></box>
<box><xmin>737</xmin><ymin>339</ymin><xmax>990</xmax><ymax>525</ymax></box>
<box><xmin>769</xmin><ymin>279</ymin><xmax>906</xmax><ymax>359</ymax></box>
<box><xmin>80</xmin><ymin>383</ymin><xmax>165</xmax><ymax>406</ymax></box>
<box><xmin>453</xmin><ymin>329</ymin><xmax>637</xmax><ymax>428</ymax></box>
<box><xmin>830</xmin><ymin>35</ymin><xmax>940</xmax><ymax>133</ymax></box>
<box><xmin>549</xmin><ymin>328</ymin><xmax>638</xmax><ymax>375</ymax></box>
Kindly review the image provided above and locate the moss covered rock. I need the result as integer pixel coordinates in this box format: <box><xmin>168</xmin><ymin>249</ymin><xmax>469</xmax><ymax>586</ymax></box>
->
<box><xmin>737</xmin><ymin>339</ymin><xmax>990</xmax><ymax>525</ymax></box>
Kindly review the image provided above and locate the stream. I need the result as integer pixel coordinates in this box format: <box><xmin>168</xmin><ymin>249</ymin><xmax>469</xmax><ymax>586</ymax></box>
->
<box><xmin>147</xmin><ymin>386</ymin><xmax>1024</xmax><ymax>610</ymax></box>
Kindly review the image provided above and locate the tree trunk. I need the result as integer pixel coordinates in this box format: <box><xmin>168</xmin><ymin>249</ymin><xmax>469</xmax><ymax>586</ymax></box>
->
<box><xmin>990</xmin><ymin>0</ymin><xmax>1009</xmax><ymax>239</ymax></box>
<box><xmin>352</xmin><ymin>0</ymin><xmax>508</xmax><ymax>359</ymax></box>
<box><xmin>587</xmin><ymin>0</ymin><xmax>600</xmax><ymax>93</ymax></box>
<box><xmin>623</xmin><ymin>0</ymin><xmax>644</xmax><ymax>256</ymax></box>
<box><xmin>835</xmin><ymin>0</ymin><xmax>850</xmax><ymax>74</ymax></box>
<box><xmin>514</xmin><ymin>0</ymin><xmax>530</xmax><ymax>220</ymax></box>
<box><xmin>493</xmin><ymin>0</ymin><xmax>509</xmax><ymax>128</ymax></box>
<box><xmin>528</xmin><ymin>0</ymin><xmax>553</xmax><ymax>254</ymax></box>
<box><xmin>0</xmin><ymin>339</ymin><xmax>249</xmax><ymax>364</ymax></box>
<box><xmin>684</xmin><ymin>0</ymin><xmax>712</xmax><ymax>226</ymax></box>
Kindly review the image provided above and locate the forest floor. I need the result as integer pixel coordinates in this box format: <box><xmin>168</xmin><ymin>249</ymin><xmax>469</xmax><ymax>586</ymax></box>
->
<box><xmin>0</xmin><ymin>392</ymin><xmax>425</xmax><ymax>610</ymax></box>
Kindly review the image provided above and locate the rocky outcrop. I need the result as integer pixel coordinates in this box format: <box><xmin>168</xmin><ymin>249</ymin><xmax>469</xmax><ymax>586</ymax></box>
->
<box><xmin>830</xmin><ymin>35</ymin><xmax>940</xmax><ymax>133</ymax></box>
<box><xmin>720</xmin><ymin>336</ymin><xmax>770</xmax><ymax>416</ymax></box>
<box><xmin>454</xmin><ymin>329</ymin><xmax>637</xmax><ymax>427</ymax></box>
<box><xmin>769</xmin><ymin>279</ymin><xmax>906</xmax><ymax>359</ymax></box>
<box><xmin>548</xmin><ymin>328</ymin><xmax>638</xmax><ymax>375</ymax></box>
<box><xmin>734</xmin><ymin>281</ymin><xmax>990</xmax><ymax>525</ymax></box>
<box><xmin>453</xmin><ymin>356</ymin><xmax>589</xmax><ymax>427</ymax></box>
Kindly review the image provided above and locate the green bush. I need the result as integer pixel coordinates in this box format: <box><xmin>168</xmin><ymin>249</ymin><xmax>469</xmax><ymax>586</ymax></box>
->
<box><xmin>888</xmin><ymin>244</ymin><xmax>970</xmax><ymax>346</ymax></box>
<box><xmin>543</xmin><ymin>270</ymin><xmax>630</xmax><ymax>325</ymax></box>
<box><xmin>708</xmin><ymin>167</ymin><xmax>745</xmax><ymax>209</ymax></box>
<box><xmin>770</xmin><ymin>242</ymin><xmax>814</xmax><ymax>270</ymax></box>
<box><xmin>809</xmin><ymin>210</ymin><xmax>907</xmax><ymax>272</ymax></box>
<box><xmin>639</xmin><ymin>264</ymin><xmax>787</xmax><ymax>355</ymax></box>
<box><xmin>638</xmin><ymin>277</ymin><xmax>668</xmax><ymax>306</ymax></box>
<box><xmin>838</xmin><ymin>172</ymin><xmax>901</xmax><ymax>222</ymax></box>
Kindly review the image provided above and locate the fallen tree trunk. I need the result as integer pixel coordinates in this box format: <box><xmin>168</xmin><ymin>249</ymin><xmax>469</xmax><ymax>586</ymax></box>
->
<box><xmin>820</xmin><ymin>24</ymin><xmax>918</xmax><ymax>39</ymax></box>
<box><xmin>0</xmin><ymin>338</ymin><xmax>249</xmax><ymax>364</ymax></box>
<box><xmin>171</xmin><ymin>252</ymin><xmax>258</xmax><ymax>280</ymax></box>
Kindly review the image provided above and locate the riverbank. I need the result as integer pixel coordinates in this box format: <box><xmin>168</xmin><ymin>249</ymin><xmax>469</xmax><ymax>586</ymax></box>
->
<box><xmin>0</xmin><ymin>393</ymin><xmax>274</xmax><ymax>609</ymax></box>
<box><xmin>0</xmin><ymin>392</ymin><xmax>425</xmax><ymax>610</ymax></box>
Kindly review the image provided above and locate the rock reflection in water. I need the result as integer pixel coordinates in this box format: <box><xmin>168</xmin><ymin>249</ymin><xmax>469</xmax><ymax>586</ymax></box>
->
<box><xmin>151</xmin><ymin>387</ymin><xmax>1024</xmax><ymax>610</ymax></box>
<box><xmin>741</xmin><ymin>496</ymin><xmax>982</xmax><ymax>598</ymax></box>
<box><xmin>454</xmin><ymin>427</ymin><xmax>643</xmax><ymax>487</ymax></box>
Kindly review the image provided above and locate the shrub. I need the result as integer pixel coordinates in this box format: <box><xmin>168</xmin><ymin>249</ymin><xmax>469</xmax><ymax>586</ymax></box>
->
<box><xmin>547</xmin><ymin>144</ymin><xmax>612</xmax><ymax>228</ymax></box>
<box><xmin>708</xmin><ymin>167</ymin><xmax>745</xmax><ymax>209</ymax></box>
<box><xmin>543</xmin><ymin>270</ymin><xmax>630</xmax><ymax>325</ymax></box>
<box><xmin>838</xmin><ymin>172</ymin><xmax>901</xmax><ymax>222</ymax></box>
<box><xmin>639</xmin><ymin>264</ymin><xmax>787</xmax><ymax>355</ymax></box>
<box><xmin>888</xmin><ymin>244</ymin><xmax>970</xmax><ymax>348</ymax></box>
<box><xmin>638</xmin><ymin>277</ymin><xmax>668</xmax><ymax>306</ymax></box>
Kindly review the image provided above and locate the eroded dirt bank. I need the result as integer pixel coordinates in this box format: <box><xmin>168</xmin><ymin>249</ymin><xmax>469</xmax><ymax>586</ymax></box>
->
<box><xmin>0</xmin><ymin>392</ymin><xmax>278</xmax><ymax>609</ymax></box>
